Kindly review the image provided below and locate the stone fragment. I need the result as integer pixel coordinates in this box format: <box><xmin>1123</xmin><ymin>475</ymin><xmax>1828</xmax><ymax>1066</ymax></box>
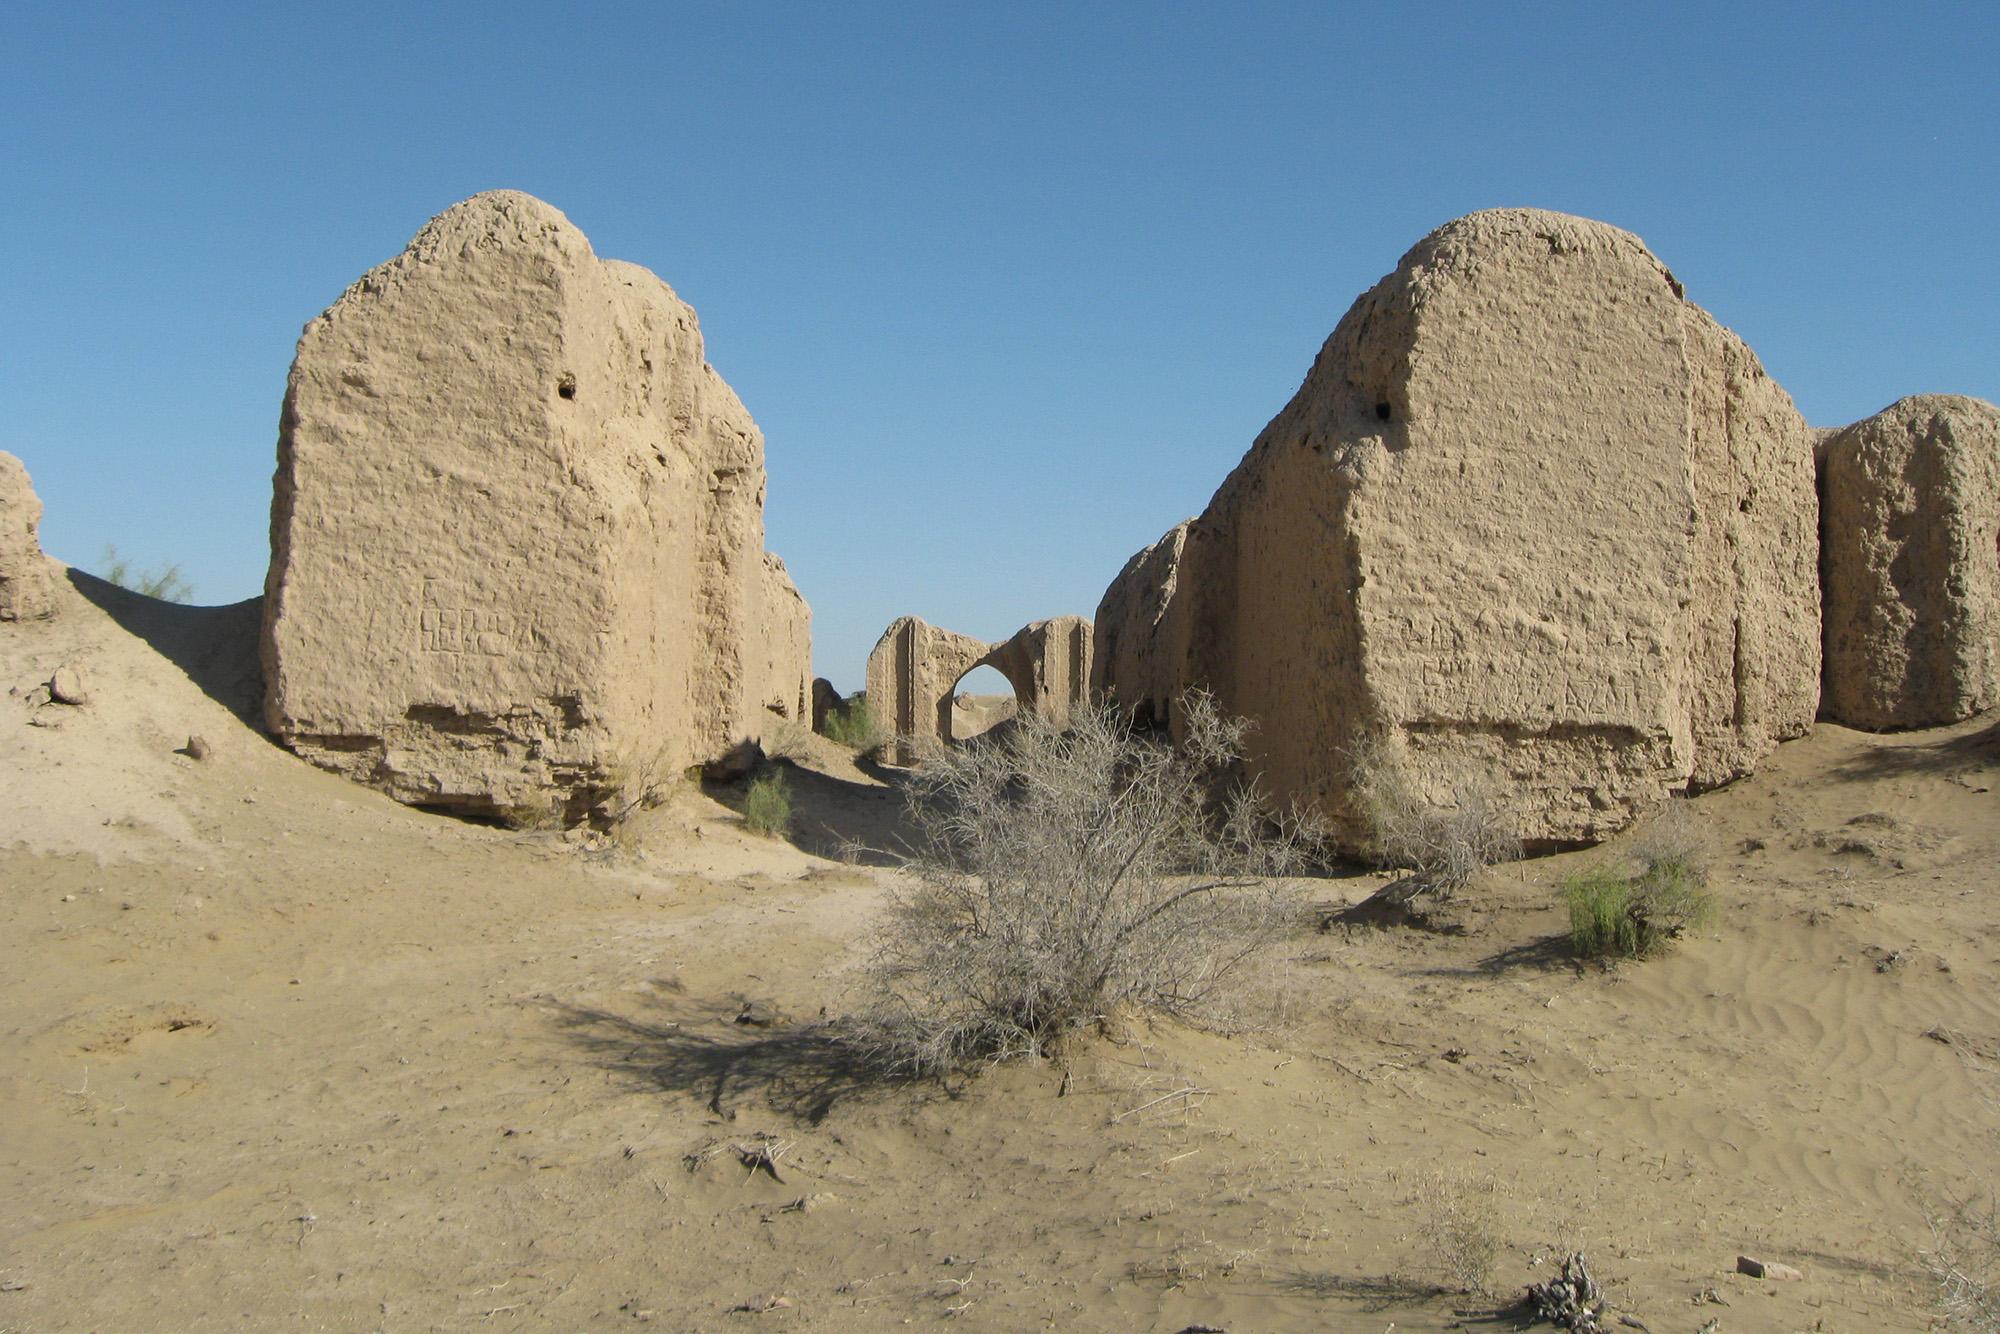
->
<box><xmin>262</xmin><ymin>191</ymin><xmax>811</xmax><ymax>822</ymax></box>
<box><xmin>1093</xmin><ymin>209</ymin><xmax>1821</xmax><ymax>847</ymax></box>
<box><xmin>1735</xmin><ymin>1255</ymin><xmax>1803</xmax><ymax>1281</ymax></box>
<box><xmin>865</xmin><ymin>615</ymin><xmax>1092</xmax><ymax>766</ymax></box>
<box><xmin>185</xmin><ymin>735</ymin><xmax>211</xmax><ymax>761</ymax></box>
<box><xmin>49</xmin><ymin>664</ymin><xmax>88</xmax><ymax>705</ymax></box>
<box><xmin>1820</xmin><ymin>394</ymin><xmax>2000</xmax><ymax>729</ymax></box>
<box><xmin>0</xmin><ymin>452</ymin><xmax>56</xmax><ymax>623</ymax></box>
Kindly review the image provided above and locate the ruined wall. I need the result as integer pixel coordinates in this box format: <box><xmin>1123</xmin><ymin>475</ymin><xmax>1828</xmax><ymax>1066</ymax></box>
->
<box><xmin>1094</xmin><ymin>209</ymin><xmax>1821</xmax><ymax>846</ymax></box>
<box><xmin>1681</xmin><ymin>308</ymin><xmax>1823</xmax><ymax>787</ymax></box>
<box><xmin>986</xmin><ymin>616</ymin><xmax>1093</xmax><ymax>730</ymax></box>
<box><xmin>866</xmin><ymin>614</ymin><xmax>1094</xmax><ymax>765</ymax></box>
<box><xmin>1091</xmin><ymin>521</ymin><xmax>1202</xmax><ymax>727</ymax></box>
<box><xmin>0</xmin><ymin>452</ymin><xmax>56</xmax><ymax>623</ymax></box>
<box><xmin>263</xmin><ymin>191</ymin><xmax>811</xmax><ymax>820</ymax></box>
<box><xmin>1821</xmin><ymin>394</ymin><xmax>2000</xmax><ymax>729</ymax></box>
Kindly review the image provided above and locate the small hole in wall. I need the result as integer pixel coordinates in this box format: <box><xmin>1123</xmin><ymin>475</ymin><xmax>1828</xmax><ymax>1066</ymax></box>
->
<box><xmin>1375</xmin><ymin>401</ymin><xmax>1392</xmax><ymax>422</ymax></box>
<box><xmin>557</xmin><ymin>373</ymin><xmax>577</xmax><ymax>400</ymax></box>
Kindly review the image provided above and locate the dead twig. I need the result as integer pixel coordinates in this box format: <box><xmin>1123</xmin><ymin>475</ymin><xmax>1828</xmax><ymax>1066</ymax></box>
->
<box><xmin>1113</xmin><ymin>1086</ymin><xmax>1209</xmax><ymax>1122</ymax></box>
<box><xmin>732</xmin><ymin>1136</ymin><xmax>794</xmax><ymax>1182</ymax></box>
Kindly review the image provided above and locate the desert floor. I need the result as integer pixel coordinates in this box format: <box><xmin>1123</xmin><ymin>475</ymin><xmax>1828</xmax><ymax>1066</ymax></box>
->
<box><xmin>4</xmin><ymin>574</ymin><xmax>1996</xmax><ymax>1332</ymax></box>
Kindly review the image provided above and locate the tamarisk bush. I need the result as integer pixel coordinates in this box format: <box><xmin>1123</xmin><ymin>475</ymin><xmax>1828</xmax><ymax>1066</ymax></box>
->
<box><xmin>859</xmin><ymin>693</ymin><xmax>1326</xmax><ymax>1075</ymax></box>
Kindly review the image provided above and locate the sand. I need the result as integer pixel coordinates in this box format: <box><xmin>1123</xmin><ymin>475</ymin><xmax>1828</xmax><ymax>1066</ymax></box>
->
<box><xmin>3</xmin><ymin>573</ymin><xmax>1996</xmax><ymax>1330</ymax></box>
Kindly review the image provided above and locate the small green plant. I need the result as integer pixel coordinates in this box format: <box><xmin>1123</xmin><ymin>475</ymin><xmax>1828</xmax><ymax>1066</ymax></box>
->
<box><xmin>1563</xmin><ymin>830</ymin><xmax>1715</xmax><ymax>960</ymax></box>
<box><xmin>98</xmin><ymin>545</ymin><xmax>194</xmax><ymax>603</ymax></box>
<box><xmin>742</xmin><ymin>771</ymin><xmax>792</xmax><ymax>837</ymax></box>
<box><xmin>822</xmin><ymin>696</ymin><xmax>884</xmax><ymax>751</ymax></box>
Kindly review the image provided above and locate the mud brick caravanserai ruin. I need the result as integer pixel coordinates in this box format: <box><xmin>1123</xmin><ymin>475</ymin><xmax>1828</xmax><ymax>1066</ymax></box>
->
<box><xmin>865</xmin><ymin>615</ymin><xmax>1093</xmax><ymax>766</ymax></box>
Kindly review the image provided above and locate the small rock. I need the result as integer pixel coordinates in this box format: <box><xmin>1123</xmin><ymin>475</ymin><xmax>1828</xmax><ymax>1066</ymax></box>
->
<box><xmin>185</xmin><ymin>735</ymin><xmax>211</xmax><ymax>761</ymax></box>
<box><xmin>48</xmin><ymin>664</ymin><xmax>88</xmax><ymax>706</ymax></box>
<box><xmin>1736</xmin><ymin>1254</ymin><xmax>1803</xmax><ymax>1281</ymax></box>
<box><xmin>727</xmin><ymin>1293</ymin><xmax>793</xmax><ymax>1314</ymax></box>
<box><xmin>782</xmin><ymin>1192</ymin><xmax>836</xmax><ymax>1214</ymax></box>
<box><xmin>734</xmin><ymin>999</ymin><xmax>785</xmax><ymax>1028</ymax></box>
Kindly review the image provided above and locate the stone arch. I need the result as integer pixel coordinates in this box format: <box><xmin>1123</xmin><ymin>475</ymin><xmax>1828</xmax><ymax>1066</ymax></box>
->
<box><xmin>865</xmin><ymin>614</ymin><xmax>1094</xmax><ymax>766</ymax></box>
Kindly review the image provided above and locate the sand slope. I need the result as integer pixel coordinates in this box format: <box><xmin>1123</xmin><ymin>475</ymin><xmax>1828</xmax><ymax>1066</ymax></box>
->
<box><xmin>3</xmin><ymin>577</ymin><xmax>1996</xmax><ymax>1330</ymax></box>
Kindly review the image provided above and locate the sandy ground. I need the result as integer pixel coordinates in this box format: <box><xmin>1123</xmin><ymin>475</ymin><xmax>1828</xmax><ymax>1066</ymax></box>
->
<box><xmin>3</xmin><ymin>571</ymin><xmax>1997</xmax><ymax>1332</ymax></box>
<box><xmin>949</xmin><ymin>694</ymin><xmax>1017</xmax><ymax>744</ymax></box>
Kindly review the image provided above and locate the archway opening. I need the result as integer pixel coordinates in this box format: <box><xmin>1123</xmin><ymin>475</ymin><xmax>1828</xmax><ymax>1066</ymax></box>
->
<box><xmin>948</xmin><ymin>664</ymin><xmax>1018</xmax><ymax>745</ymax></box>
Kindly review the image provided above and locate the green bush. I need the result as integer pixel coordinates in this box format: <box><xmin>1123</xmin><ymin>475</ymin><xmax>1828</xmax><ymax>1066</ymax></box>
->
<box><xmin>1563</xmin><ymin>852</ymin><xmax>1714</xmax><ymax>959</ymax></box>
<box><xmin>742</xmin><ymin>771</ymin><xmax>792</xmax><ymax>837</ymax></box>
<box><xmin>822</xmin><ymin>696</ymin><xmax>884</xmax><ymax>751</ymax></box>
<box><xmin>98</xmin><ymin>545</ymin><xmax>194</xmax><ymax>603</ymax></box>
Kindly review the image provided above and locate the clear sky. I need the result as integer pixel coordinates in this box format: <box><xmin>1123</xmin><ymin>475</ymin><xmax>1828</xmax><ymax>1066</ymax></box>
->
<box><xmin>4</xmin><ymin>3</ymin><xmax>1995</xmax><ymax>692</ymax></box>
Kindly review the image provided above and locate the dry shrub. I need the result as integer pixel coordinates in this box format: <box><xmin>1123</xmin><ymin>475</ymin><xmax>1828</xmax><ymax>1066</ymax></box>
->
<box><xmin>1921</xmin><ymin>1183</ymin><xmax>2000</xmax><ymax>1331</ymax></box>
<box><xmin>1627</xmin><ymin>797</ymin><xmax>1708</xmax><ymax>881</ymax></box>
<box><xmin>1415</xmin><ymin>1169</ymin><xmax>1506</xmax><ymax>1295</ymax></box>
<box><xmin>1915</xmin><ymin>1045</ymin><xmax>2000</xmax><ymax>1331</ymax></box>
<box><xmin>1348</xmin><ymin>732</ymin><xmax>1518</xmax><ymax>899</ymax></box>
<box><xmin>857</xmin><ymin>692</ymin><xmax>1327</xmax><ymax>1075</ymax></box>
<box><xmin>499</xmin><ymin>791</ymin><xmax>565</xmax><ymax>832</ymax></box>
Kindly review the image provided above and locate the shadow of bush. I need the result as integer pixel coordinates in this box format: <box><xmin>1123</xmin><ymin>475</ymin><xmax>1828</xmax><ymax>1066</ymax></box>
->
<box><xmin>546</xmin><ymin>997</ymin><xmax>921</xmax><ymax>1124</ymax></box>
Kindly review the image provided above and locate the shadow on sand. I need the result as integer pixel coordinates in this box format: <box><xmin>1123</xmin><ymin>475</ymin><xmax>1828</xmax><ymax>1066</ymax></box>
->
<box><xmin>703</xmin><ymin>756</ymin><xmax>917</xmax><ymax>867</ymax></box>
<box><xmin>1276</xmin><ymin>1271</ymin><xmax>1524</xmax><ymax>1324</ymax></box>
<box><xmin>66</xmin><ymin>569</ymin><xmax>267</xmax><ymax>725</ymax></box>
<box><xmin>1412</xmin><ymin>932</ymin><xmax>1578</xmax><ymax>981</ymax></box>
<box><xmin>546</xmin><ymin>996</ymin><xmax>920</xmax><ymax>1125</ymax></box>
<box><xmin>1829</xmin><ymin>713</ymin><xmax>2000</xmax><ymax>783</ymax></box>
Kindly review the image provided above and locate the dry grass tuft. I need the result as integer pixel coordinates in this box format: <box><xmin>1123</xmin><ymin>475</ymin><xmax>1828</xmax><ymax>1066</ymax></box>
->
<box><xmin>1415</xmin><ymin>1169</ymin><xmax>1507</xmax><ymax>1295</ymax></box>
<box><xmin>1347</xmin><ymin>731</ymin><xmax>1518</xmax><ymax>901</ymax></box>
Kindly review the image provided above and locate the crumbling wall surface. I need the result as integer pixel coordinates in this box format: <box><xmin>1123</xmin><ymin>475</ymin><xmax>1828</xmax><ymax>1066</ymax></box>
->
<box><xmin>1680</xmin><ymin>307</ymin><xmax>1823</xmax><ymax>786</ymax></box>
<box><xmin>0</xmin><ymin>452</ymin><xmax>56</xmax><ymax>623</ymax></box>
<box><xmin>986</xmin><ymin>616</ymin><xmax>1093</xmax><ymax>730</ymax></box>
<box><xmin>750</xmin><ymin>553</ymin><xmax>813</xmax><ymax>728</ymax></box>
<box><xmin>1091</xmin><ymin>521</ymin><xmax>1198</xmax><ymax>726</ymax></box>
<box><xmin>1821</xmin><ymin>394</ymin><xmax>2000</xmax><ymax>729</ymax></box>
<box><xmin>810</xmin><ymin>677</ymin><xmax>841</xmax><ymax>733</ymax></box>
<box><xmin>1092</xmin><ymin>208</ymin><xmax>1821</xmax><ymax>846</ymax></box>
<box><xmin>263</xmin><ymin>190</ymin><xmax>809</xmax><ymax>819</ymax></box>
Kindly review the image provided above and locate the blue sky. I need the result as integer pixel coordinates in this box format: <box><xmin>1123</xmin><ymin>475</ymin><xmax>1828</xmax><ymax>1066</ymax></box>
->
<box><xmin>4</xmin><ymin>3</ymin><xmax>1994</xmax><ymax>692</ymax></box>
